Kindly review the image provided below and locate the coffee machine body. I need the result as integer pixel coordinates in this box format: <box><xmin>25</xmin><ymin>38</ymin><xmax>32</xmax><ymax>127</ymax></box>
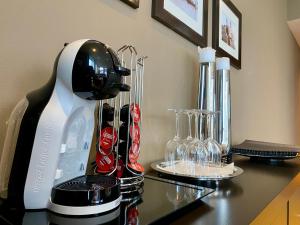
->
<box><xmin>0</xmin><ymin>39</ymin><xmax>129</xmax><ymax>214</ymax></box>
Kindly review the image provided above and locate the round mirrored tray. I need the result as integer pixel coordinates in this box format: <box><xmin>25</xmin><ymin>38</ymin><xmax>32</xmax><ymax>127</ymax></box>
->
<box><xmin>151</xmin><ymin>161</ymin><xmax>243</xmax><ymax>181</ymax></box>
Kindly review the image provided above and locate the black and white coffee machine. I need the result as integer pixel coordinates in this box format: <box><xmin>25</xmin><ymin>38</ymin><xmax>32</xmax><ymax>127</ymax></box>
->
<box><xmin>0</xmin><ymin>39</ymin><xmax>130</xmax><ymax>215</ymax></box>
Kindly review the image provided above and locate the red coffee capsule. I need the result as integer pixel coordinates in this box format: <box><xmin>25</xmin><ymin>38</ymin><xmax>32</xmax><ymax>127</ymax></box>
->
<box><xmin>130</xmin><ymin>103</ymin><xmax>141</xmax><ymax>124</ymax></box>
<box><xmin>100</xmin><ymin>126</ymin><xmax>117</xmax><ymax>150</ymax></box>
<box><xmin>116</xmin><ymin>158</ymin><xmax>124</xmax><ymax>178</ymax></box>
<box><xmin>128</xmin><ymin>207</ymin><xmax>139</xmax><ymax>218</ymax></box>
<box><xmin>129</xmin><ymin>142</ymin><xmax>140</xmax><ymax>163</ymax></box>
<box><xmin>128</xmin><ymin>162</ymin><xmax>144</xmax><ymax>173</ymax></box>
<box><xmin>98</xmin><ymin>147</ymin><xmax>112</xmax><ymax>155</ymax></box>
<box><xmin>128</xmin><ymin>207</ymin><xmax>139</xmax><ymax>225</ymax></box>
<box><xmin>96</xmin><ymin>152</ymin><xmax>115</xmax><ymax>173</ymax></box>
<box><xmin>130</xmin><ymin>124</ymin><xmax>140</xmax><ymax>144</ymax></box>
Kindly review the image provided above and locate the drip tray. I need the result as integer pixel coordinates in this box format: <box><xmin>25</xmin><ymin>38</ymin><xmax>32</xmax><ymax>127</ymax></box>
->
<box><xmin>48</xmin><ymin>175</ymin><xmax>121</xmax><ymax>216</ymax></box>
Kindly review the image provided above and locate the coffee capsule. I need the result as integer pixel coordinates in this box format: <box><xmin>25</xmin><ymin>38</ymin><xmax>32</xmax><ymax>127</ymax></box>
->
<box><xmin>99</xmin><ymin>126</ymin><xmax>118</xmax><ymax>151</ymax></box>
<box><xmin>120</xmin><ymin>103</ymin><xmax>141</xmax><ymax>123</ymax></box>
<box><xmin>119</xmin><ymin>123</ymin><xmax>140</xmax><ymax>144</ymax></box>
<box><xmin>116</xmin><ymin>158</ymin><xmax>124</xmax><ymax>178</ymax></box>
<box><xmin>128</xmin><ymin>162</ymin><xmax>144</xmax><ymax>173</ymax></box>
<box><xmin>96</xmin><ymin>152</ymin><xmax>115</xmax><ymax>173</ymax></box>
<box><xmin>129</xmin><ymin>142</ymin><xmax>140</xmax><ymax>163</ymax></box>
<box><xmin>102</xmin><ymin>103</ymin><xmax>115</xmax><ymax>122</ymax></box>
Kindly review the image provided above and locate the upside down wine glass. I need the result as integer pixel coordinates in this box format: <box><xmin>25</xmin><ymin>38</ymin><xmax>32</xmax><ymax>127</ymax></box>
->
<box><xmin>186</xmin><ymin>110</ymin><xmax>209</xmax><ymax>175</ymax></box>
<box><xmin>182</xmin><ymin>110</ymin><xmax>194</xmax><ymax>163</ymax></box>
<box><xmin>196</xmin><ymin>110</ymin><xmax>209</xmax><ymax>166</ymax></box>
<box><xmin>204</xmin><ymin>111</ymin><xmax>222</xmax><ymax>167</ymax></box>
<box><xmin>165</xmin><ymin>109</ymin><xmax>184</xmax><ymax>169</ymax></box>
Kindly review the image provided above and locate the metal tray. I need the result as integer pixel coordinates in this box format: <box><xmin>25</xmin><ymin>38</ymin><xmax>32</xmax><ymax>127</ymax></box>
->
<box><xmin>151</xmin><ymin>161</ymin><xmax>243</xmax><ymax>181</ymax></box>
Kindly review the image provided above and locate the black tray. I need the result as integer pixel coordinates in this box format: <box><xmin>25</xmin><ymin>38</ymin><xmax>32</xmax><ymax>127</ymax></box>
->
<box><xmin>231</xmin><ymin>140</ymin><xmax>300</xmax><ymax>160</ymax></box>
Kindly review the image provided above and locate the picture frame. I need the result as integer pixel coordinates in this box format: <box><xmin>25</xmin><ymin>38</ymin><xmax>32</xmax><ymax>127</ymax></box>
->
<box><xmin>212</xmin><ymin>0</ymin><xmax>242</xmax><ymax>69</ymax></box>
<box><xmin>152</xmin><ymin>0</ymin><xmax>208</xmax><ymax>47</ymax></box>
<box><xmin>120</xmin><ymin>0</ymin><xmax>139</xmax><ymax>9</ymax></box>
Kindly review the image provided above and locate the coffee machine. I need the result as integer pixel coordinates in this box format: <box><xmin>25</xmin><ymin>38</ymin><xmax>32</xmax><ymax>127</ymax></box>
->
<box><xmin>0</xmin><ymin>39</ymin><xmax>130</xmax><ymax>215</ymax></box>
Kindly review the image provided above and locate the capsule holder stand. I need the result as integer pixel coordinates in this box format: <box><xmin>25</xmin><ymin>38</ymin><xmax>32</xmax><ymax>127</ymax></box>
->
<box><xmin>94</xmin><ymin>45</ymin><xmax>147</xmax><ymax>192</ymax></box>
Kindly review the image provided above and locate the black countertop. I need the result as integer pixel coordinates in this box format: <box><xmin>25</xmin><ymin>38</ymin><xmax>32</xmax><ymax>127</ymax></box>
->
<box><xmin>1</xmin><ymin>155</ymin><xmax>300</xmax><ymax>225</ymax></box>
<box><xmin>164</xmin><ymin>155</ymin><xmax>300</xmax><ymax>225</ymax></box>
<box><xmin>0</xmin><ymin>176</ymin><xmax>213</xmax><ymax>225</ymax></box>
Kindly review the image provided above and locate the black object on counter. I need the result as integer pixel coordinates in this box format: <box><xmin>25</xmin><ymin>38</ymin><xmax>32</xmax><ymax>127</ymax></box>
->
<box><xmin>51</xmin><ymin>175</ymin><xmax>120</xmax><ymax>207</ymax></box>
<box><xmin>231</xmin><ymin>139</ymin><xmax>300</xmax><ymax>160</ymax></box>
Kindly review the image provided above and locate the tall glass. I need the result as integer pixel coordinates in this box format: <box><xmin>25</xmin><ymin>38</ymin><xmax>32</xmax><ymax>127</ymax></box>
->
<box><xmin>197</xmin><ymin>110</ymin><xmax>209</xmax><ymax>166</ymax></box>
<box><xmin>204</xmin><ymin>111</ymin><xmax>222</xmax><ymax>167</ymax></box>
<box><xmin>187</xmin><ymin>110</ymin><xmax>209</xmax><ymax>175</ymax></box>
<box><xmin>182</xmin><ymin>110</ymin><xmax>194</xmax><ymax>162</ymax></box>
<box><xmin>165</xmin><ymin>109</ymin><xmax>184</xmax><ymax>169</ymax></box>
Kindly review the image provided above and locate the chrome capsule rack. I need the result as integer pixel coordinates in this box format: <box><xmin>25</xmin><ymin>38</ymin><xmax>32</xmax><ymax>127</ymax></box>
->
<box><xmin>94</xmin><ymin>45</ymin><xmax>147</xmax><ymax>193</ymax></box>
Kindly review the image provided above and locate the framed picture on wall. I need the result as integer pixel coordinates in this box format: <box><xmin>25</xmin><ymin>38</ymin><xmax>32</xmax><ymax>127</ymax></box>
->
<box><xmin>120</xmin><ymin>0</ymin><xmax>139</xmax><ymax>9</ymax></box>
<box><xmin>212</xmin><ymin>0</ymin><xmax>242</xmax><ymax>69</ymax></box>
<box><xmin>152</xmin><ymin>0</ymin><xmax>208</xmax><ymax>47</ymax></box>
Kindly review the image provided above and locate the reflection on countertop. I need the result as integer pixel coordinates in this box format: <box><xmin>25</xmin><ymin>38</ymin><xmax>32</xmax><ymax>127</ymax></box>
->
<box><xmin>169</xmin><ymin>155</ymin><xmax>300</xmax><ymax>225</ymax></box>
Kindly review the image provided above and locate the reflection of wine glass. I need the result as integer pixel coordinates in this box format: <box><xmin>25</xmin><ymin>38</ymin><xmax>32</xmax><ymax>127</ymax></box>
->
<box><xmin>165</xmin><ymin>109</ymin><xmax>185</xmax><ymax>168</ymax></box>
<box><xmin>184</xmin><ymin>186</ymin><xmax>203</xmax><ymax>202</ymax></box>
<box><xmin>204</xmin><ymin>111</ymin><xmax>222</xmax><ymax>167</ymax></box>
<box><xmin>166</xmin><ymin>184</ymin><xmax>185</xmax><ymax>209</ymax></box>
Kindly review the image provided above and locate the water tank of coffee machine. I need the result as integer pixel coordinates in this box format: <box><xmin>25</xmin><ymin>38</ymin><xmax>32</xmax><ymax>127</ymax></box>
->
<box><xmin>0</xmin><ymin>98</ymin><xmax>28</xmax><ymax>198</ymax></box>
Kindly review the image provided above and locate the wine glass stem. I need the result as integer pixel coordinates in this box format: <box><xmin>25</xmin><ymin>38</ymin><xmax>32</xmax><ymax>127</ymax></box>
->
<box><xmin>199</xmin><ymin>114</ymin><xmax>204</xmax><ymax>141</ymax></box>
<box><xmin>195</xmin><ymin>114</ymin><xmax>199</xmax><ymax>139</ymax></box>
<box><xmin>175</xmin><ymin>112</ymin><xmax>180</xmax><ymax>138</ymax></box>
<box><xmin>207</xmin><ymin>114</ymin><xmax>212</xmax><ymax>139</ymax></box>
<box><xmin>188</xmin><ymin>113</ymin><xmax>192</xmax><ymax>138</ymax></box>
<box><xmin>210</xmin><ymin>114</ymin><xmax>216</xmax><ymax>139</ymax></box>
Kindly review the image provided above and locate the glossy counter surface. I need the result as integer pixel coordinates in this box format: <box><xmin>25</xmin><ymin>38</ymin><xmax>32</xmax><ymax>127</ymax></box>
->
<box><xmin>1</xmin><ymin>155</ymin><xmax>300</xmax><ymax>225</ymax></box>
<box><xmin>0</xmin><ymin>176</ymin><xmax>213</xmax><ymax>225</ymax></box>
<box><xmin>160</xmin><ymin>155</ymin><xmax>300</xmax><ymax>225</ymax></box>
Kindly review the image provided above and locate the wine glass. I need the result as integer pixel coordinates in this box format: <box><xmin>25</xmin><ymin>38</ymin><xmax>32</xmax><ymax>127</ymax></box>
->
<box><xmin>165</xmin><ymin>109</ymin><xmax>185</xmax><ymax>170</ymax></box>
<box><xmin>182</xmin><ymin>110</ymin><xmax>194</xmax><ymax>162</ymax></box>
<box><xmin>173</xmin><ymin>109</ymin><xmax>194</xmax><ymax>175</ymax></box>
<box><xmin>187</xmin><ymin>109</ymin><xmax>209</xmax><ymax>175</ymax></box>
<box><xmin>196</xmin><ymin>110</ymin><xmax>210</xmax><ymax>166</ymax></box>
<box><xmin>204</xmin><ymin>111</ymin><xmax>222</xmax><ymax>167</ymax></box>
